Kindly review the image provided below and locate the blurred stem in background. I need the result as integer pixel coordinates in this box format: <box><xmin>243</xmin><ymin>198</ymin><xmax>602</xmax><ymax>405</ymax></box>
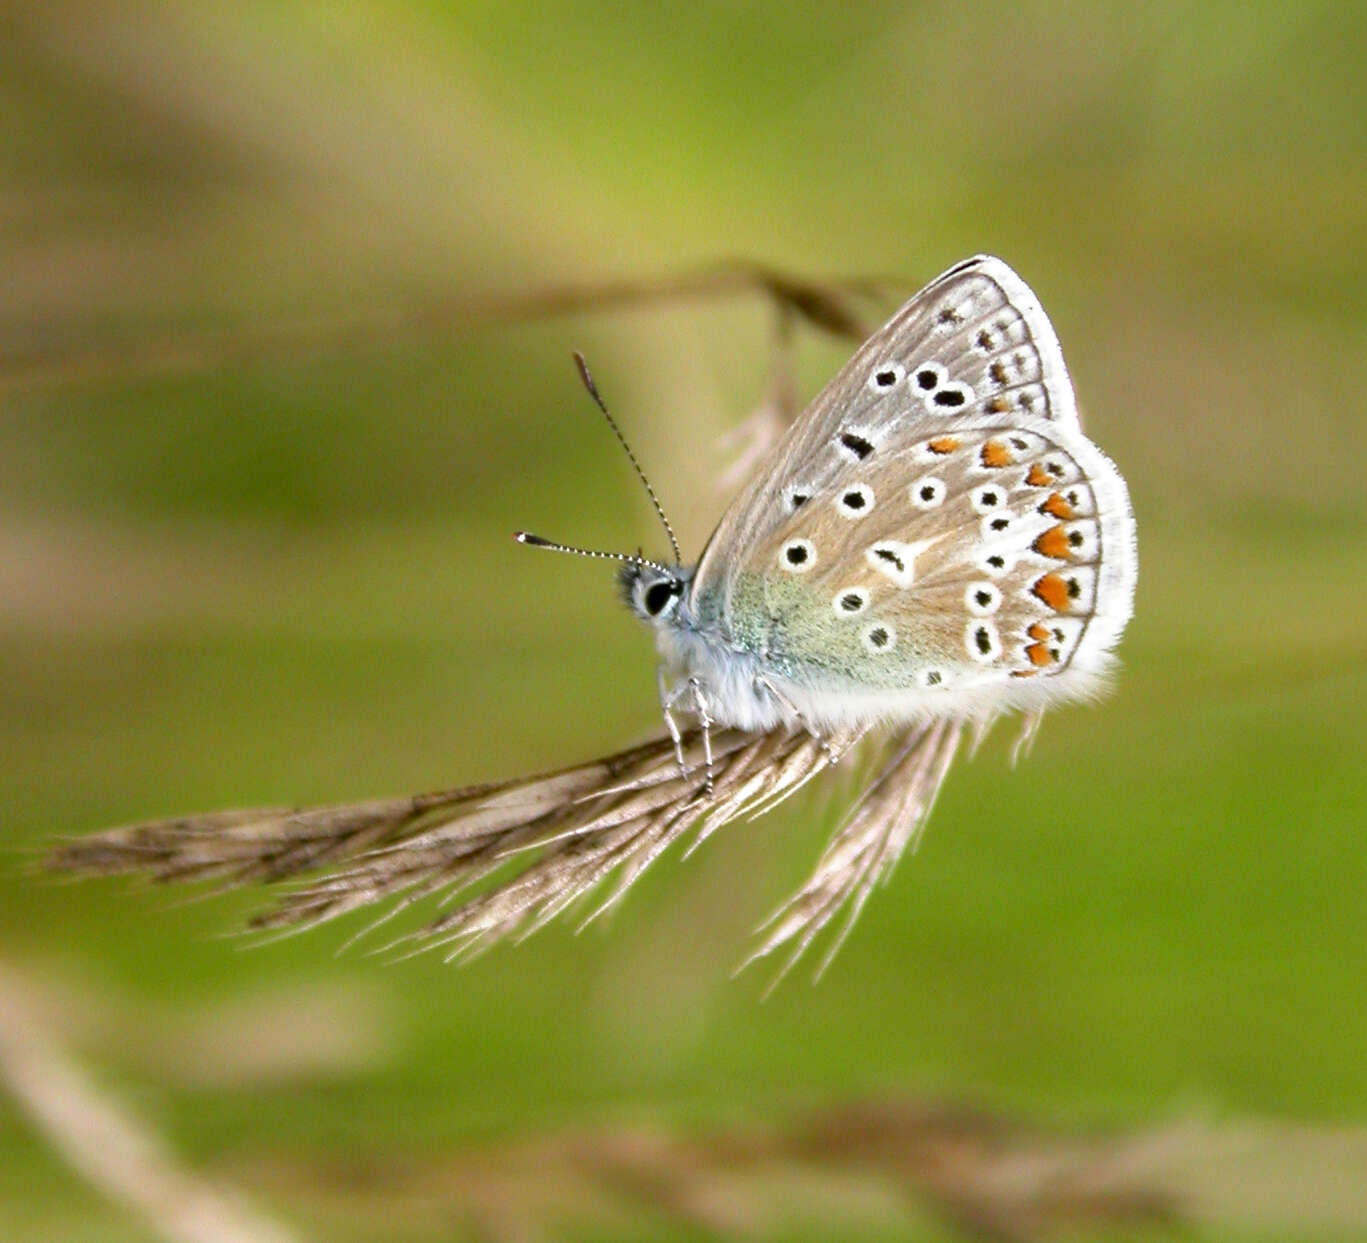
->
<box><xmin>0</xmin><ymin>260</ymin><xmax>894</xmax><ymax>397</ymax></box>
<box><xmin>6</xmin><ymin>958</ymin><xmax>1367</xmax><ymax>1242</ymax></box>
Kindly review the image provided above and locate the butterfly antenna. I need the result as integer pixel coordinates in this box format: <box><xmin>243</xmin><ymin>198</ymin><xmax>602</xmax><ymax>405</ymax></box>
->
<box><xmin>513</xmin><ymin>531</ymin><xmax>673</xmax><ymax>577</ymax></box>
<box><xmin>573</xmin><ymin>351</ymin><xmax>682</xmax><ymax>564</ymax></box>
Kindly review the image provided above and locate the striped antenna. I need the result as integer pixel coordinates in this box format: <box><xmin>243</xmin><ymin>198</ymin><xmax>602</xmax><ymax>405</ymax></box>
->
<box><xmin>573</xmin><ymin>352</ymin><xmax>682</xmax><ymax>563</ymax></box>
<box><xmin>513</xmin><ymin>531</ymin><xmax>674</xmax><ymax>577</ymax></box>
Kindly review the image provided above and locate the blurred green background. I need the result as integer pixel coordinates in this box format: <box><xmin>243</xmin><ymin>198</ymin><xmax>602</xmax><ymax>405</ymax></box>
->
<box><xmin>2</xmin><ymin>3</ymin><xmax>1365</xmax><ymax>1240</ymax></box>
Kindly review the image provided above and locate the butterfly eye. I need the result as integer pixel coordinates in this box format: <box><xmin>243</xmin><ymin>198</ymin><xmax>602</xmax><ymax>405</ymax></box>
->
<box><xmin>642</xmin><ymin>580</ymin><xmax>679</xmax><ymax>616</ymax></box>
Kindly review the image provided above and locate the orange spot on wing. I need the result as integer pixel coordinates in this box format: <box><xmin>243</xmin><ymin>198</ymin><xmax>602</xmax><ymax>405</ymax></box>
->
<box><xmin>1032</xmin><ymin>572</ymin><xmax>1071</xmax><ymax>611</ymax></box>
<box><xmin>928</xmin><ymin>436</ymin><xmax>960</xmax><ymax>454</ymax></box>
<box><xmin>1026</xmin><ymin>642</ymin><xmax>1055</xmax><ymax>667</ymax></box>
<box><xmin>980</xmin><ymin>439</ymin><xmax>1012</xmax><ymax>468</ymax></box>
<box><xmin>1040</xmin><ymin>492</ymin><xmax>1075</xmax><ymax>520</ymax></box>
<box><xmin>1033</xmin><ymin>525</ymin><xmax>1071</xmax><ymax>560</ymax></box>
<box><xmin>1027</xmin><ymin>621</ymin><xmax>1051</xmax><ymax>641</ymax></box>
<box><xmin>1011</xmin><ymin>669</ymin><xmax>1037</xmax><ymax>678</ymax></box>
<box><xmin>1025</xmin><ymin>463</ymin><xmax>1053</xmax><ymax>487</ymax></box>
<box><xmin>987</xmin><ymin>395</ymin><xmax>1010</xmax><ymax>413</ymax></box>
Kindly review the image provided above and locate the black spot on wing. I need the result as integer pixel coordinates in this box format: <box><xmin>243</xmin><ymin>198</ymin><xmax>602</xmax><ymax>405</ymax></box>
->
<box><xmin>839</xmin><ymin>431</ymin><xmax>874</xmax><ymax>460</ymax></box>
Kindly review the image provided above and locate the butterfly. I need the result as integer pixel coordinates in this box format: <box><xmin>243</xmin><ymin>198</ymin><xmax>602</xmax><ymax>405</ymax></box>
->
<box><xmin>52</xmin><ymin>256</ymin><xmax>1136</xmax><ymax>981</ymax></box>
<box><xmin>526</xmin><ymin>255</ymin><xmax>1136</xmax><ymax>780</ymax></box>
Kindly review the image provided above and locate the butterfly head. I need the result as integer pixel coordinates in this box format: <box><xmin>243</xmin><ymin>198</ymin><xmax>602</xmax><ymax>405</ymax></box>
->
<box><xmin>619</xmin><ymin>561</ymin><xmax>690</xmax><ymax>625</ymax></box>
<box><xmin>515</xmin><ymin>531</ymin><xmax>690</xmax><ymax>627</ymax></box>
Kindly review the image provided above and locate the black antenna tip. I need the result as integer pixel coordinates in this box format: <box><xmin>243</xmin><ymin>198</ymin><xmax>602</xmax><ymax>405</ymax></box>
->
<box><xmin>514</xmin><ymin>530</ymin><xmax>548</xmax><ymax>546</ymax></box>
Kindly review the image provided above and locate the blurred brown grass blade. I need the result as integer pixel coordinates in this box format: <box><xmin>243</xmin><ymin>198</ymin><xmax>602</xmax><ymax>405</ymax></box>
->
<box><xmin>45</xmin><ymin>720</ymin><xmax>969</xmax><ymax>972</ymax></box>
<box><xmin>231</xmin><ymin>1095</ymin><xmax>1367</xmax><ymax>1241</ymax></box>
<box><xmin>0</xmin><ymin>262</ymin><xmax>905</xmax><ymax>396</ymax></box>
<box><xmin>0</xmin><ymin>964</ymin><xmax>300</xmax><ymax>1243</ymax></box>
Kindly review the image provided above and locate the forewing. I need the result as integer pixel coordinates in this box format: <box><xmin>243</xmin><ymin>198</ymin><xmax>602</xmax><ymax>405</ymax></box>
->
<box><xmin>693</xmin><ymin>255</ymin><xmax>1083</xmax><ymax>616</ymax></box>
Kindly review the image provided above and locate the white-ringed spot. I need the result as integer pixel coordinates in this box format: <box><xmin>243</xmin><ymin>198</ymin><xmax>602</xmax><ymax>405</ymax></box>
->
<box><xmin>835</xmin><ymin>483</ymin><xmax>875</xmax><ymax>518</ymax></box>
<box><xmin>965</xmin><ymin>619</ymin><xmax>1002</xmax><ymax>663</ymax></box>
<box><xmin>911</xmin><ymin>362</ymin><xmax>945</xmax><ymax>393</ymax></box>
<box><xmin>832</xmin><ymin>587</ymin><xmax>870</xmax><ymax>617</ymax></box>
<box><xmin>927</xmin><ymin>380</ymin><xmax>974</xmax><ymax>412</ymax></box>
<box><xmin>979</xmin><ymin>511</ymin><xmax>1016</xmax><ymax>540</ymax></box>
<box><xmin>969</xmin><ymin>483</ymin><xmax>1006</xmax><ymax>514</ymax></box>
<box><xmin>865</xmin><ymin>540</ymin><xmax>919</xmax><ymax>589</ymax></box>
<box><xmin>965</xmin><ymin>582</ymin><xmax>1002</xmax><ymax>616</ymax></box>
<box><xmin>779</xmin><ymin>538</ymin><xmax>816</xmax><ymax>572</ymax></box>
<box><xmin>860</xmin><ymin>622</ymin><xmax>896</xmax><ymax>654</ymax></box>
<box><xmin>910</xmin><ymin>476</ymin><xmax>947</xmax><ymax>510</ymax></box>
<box><xmin>975</xmin><ymin>549</ymin><xmax>1015</xmax><ymax>578</ymax></box>
<box><xmin>836</xmin><ymin>429</ymin><xmax>876</xmax><ymax>462</ymax></box>
<box><xmin>866</xmin><ymin>362</ymin><xmax>905</xmax><ymax>393</ymax></box>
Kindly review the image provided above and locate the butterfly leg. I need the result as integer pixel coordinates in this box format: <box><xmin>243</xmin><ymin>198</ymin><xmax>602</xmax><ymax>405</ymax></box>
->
<box><xmin>754</xmin><ymin>676</ymin><xmax>840</xmax><ymax>768</ymax></box>
<box><xmin>656</xmin><ymin>664</ymin><xmax>690</xmax><ymax>780</ymax></box>
<box><xmin>655</xmin><ymin>668</ymin><xmax>717</xmax><ymax>797</ymax></box>
<box><xmin>687</xmin><ymin>676</ymin><xmax>715</xmax><ymax>797</ymax></box>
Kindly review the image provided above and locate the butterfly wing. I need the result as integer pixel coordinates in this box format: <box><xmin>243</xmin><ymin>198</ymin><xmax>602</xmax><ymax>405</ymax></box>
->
<box><xmin>695</xmin><ymin>256</ymin><xmax>1080</xmax><ymax>595</ymax></box>
<box><xmin>689</xmin><ymin>256</ymin><xmax>1136</xmax><ymax>727</ymax></box>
